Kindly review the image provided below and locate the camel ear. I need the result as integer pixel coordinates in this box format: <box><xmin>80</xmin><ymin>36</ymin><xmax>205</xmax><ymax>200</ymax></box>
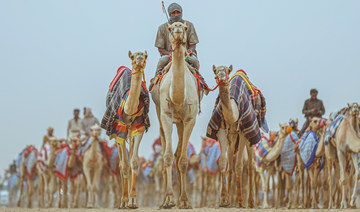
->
<box><xmin>229</xmin><ymin>65</ymin><xmax>233</xmax><ymax>74</ymax></box>
<box><xmin>279</xmin><ymin>123</ymin><xmax>281</xmax><ymax>127</ymax></box>
<box><xmin>166</xmin><ymin>22</ymin><xmax>171</xmax><ymax>32</ymax></box>
<box><xmin>213</xmin><ymin>65</ymin><xmax>217</xmax><ymax>74</ymax></box>
<box><xmin>184</xmin><ymin>21</ymin><xmax>188</xmax><ymax>31</ymax></box>
<box><xmin>295</xmin><ymin>118</ymin><xmax>298</xmax><ymax>124</ymax></box>
<box><xmin>347</xmin><ymin>103</ymin><xmax>351</xmax><ymax>108</ymax></box>
<box><xmin>289</xmin><ymin>118</ymin><xmax>291</xmax><ymax>122</ymax></box>
<box><xmin>128</xmin><ymin>50</ymin><xmax>134</xmax><ymax>60</ymax></box>
<box><xmin>144</xmin><ymin>51</ymin><xmax>148</xmax><ymax>60</ymax></box>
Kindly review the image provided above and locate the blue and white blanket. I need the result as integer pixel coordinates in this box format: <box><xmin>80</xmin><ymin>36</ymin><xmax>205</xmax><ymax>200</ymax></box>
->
<box><xmin>204</xmin><ymin>141</ymin><xmax>221</xmax><ymax>174</ymax></box>
<box><xmin>280</xmin><ymin>131</ymin><xmax>298</xmax><ymax>175</ymax></box>
<box><xmin>297</xmin><ymin>131</ymin><xmax>319</xmax><ymax>170</ymax></box>
<box><xmin>325</xmin><ymin>115</ymin><xmax>344</xmax><ymax>146</ymax></box>
<box><xmin>54</xmin><ymin>146</ymin><xmax>70</xmax><ymax>181</ymax></box>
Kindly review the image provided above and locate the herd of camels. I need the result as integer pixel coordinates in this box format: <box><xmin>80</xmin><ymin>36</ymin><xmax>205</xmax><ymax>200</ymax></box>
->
<box><xmin>8</xmin><ymin>22</ymin><xmax>360</xmax><ymax>209</ymax></box>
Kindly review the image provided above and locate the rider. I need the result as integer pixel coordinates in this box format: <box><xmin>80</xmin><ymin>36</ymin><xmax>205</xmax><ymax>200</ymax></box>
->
<box><xmin>153</xmin><ymin>2</ymin><xmax>200</xmax><ymax>78</ymax></box>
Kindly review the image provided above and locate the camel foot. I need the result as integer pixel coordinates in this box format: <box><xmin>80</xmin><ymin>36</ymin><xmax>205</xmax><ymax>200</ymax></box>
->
<box><xmin>127</xmin><ymin>196</ymin><xmax>138</xmax><ymax>209</ymax></box>
<box><xmin>178</xmin><ymin>200</ymin><xmax>192</xmax><ymax>209</ymax></box>
<box><xmin>118</xmin><ymin>198</ymin><xmax>128</xmax><ymax>209</ymax></box>
<box><xmin>219</xmin><ymin>195</ymin><xmax>230</xmax><ymax>207</ymax></box>
<box><xmin>350</xmin><ymin>198</ymin><xmax>356</xmax><ymax>208</ymax></box>
<box><xmin>160</xmin><ymin>195</ymin><xmax>175</xmax><ymax>209</ymax></box>
<box><xmin>263</xmin><ymin>204</ymin><xmax>270</xmax><ymax>209</ymax></box>
<box><xmin>247</xmin><ymin>200</ymin><xmax>254</xmax><ymax>208</ymax></box>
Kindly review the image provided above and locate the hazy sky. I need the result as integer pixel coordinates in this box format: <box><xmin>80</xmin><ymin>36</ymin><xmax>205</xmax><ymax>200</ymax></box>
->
<box><xmin>1</xmin><ymin>0</ymin><xmax>359</xmax><ymax>174</ymax></box>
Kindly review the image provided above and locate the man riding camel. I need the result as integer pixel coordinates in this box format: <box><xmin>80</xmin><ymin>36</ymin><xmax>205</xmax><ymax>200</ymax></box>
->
<box><xmin>154</xmin><ymin>2</ymin><xmax>199</xmax><ymax>77</ymax></box>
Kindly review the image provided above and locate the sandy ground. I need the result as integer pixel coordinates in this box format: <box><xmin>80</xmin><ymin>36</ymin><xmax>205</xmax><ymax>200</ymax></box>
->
<box><xmin>1</xmin><ymin>208</ymin><xmax>360</xmax><ymax>212</ymax></box>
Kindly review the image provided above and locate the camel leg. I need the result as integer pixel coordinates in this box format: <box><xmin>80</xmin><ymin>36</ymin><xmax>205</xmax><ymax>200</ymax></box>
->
<box><xmin>174</xmin><ymin>122</ymin><xmax>184</xmax><ymax>206</ymax></box>
<box><xmin>62</xmin><ymin>179</ymin><xmax>68</xmax><ymax>208</ymax></box>
<box><xmin>234</xmin><ymin>137</ymin><xmax>245</xmax><ymax>208</ymax></box>
<box><xmin>350</xmin><ymin>153</ymin><xmax>358</xmax><ymax>207</ymax></box>
<box><xmin>17</xmin><ymin>171</ymin><xmax>24</xmax><ymax>207</ymax></box>
<box><xmin>337</xmin><ymin>150</ymin><xmax>347</xmax><ymax>209</ymax></box>
<box><xmin>159</xmin><ymin>112</ymin><xmax>176</xmax><ymax>209</ymax></box>
<box><xmin>128</xmin><ymin>133</ymin><xmax>143</xmax><ymax>209</ymax></box>
<box><xmin>177</xmin><ymin>119</ymin><xmax>196</xmax><ymax>209</ymax></box>
<box><xmin>217</xmin><ymin>129</ymin><xmax>230</xmax><ymax>207</ymax></box>
<box><xmin>246</xmin><ymin>143</ymin><xmax>254</xmax><ymax>208</ymax></box>
<box><xmin>48</xmin><ymin>173</ymin><xmax>56</xmax><ymax>207</ymax></box>
<box><xmin>37</xmin><ymin>173</ymin><xmax>44</xmax><ymax>208</ymax></box>
<box><xmin>117</xmin><ymin>142</ymin><xmax>130</xmax><ymax>209</ymax></box>
<box><xmin>308</xmin><ymin>166</ymin><xmax>317</xmax><ymax>208</ymax></box>
<box><xmin>26</xmin><ymin>178</ymin><xmax>34</xmax><ymax>208</ymax></box>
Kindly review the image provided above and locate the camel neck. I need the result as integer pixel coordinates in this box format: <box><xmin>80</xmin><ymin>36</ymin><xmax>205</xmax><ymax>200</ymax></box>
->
<box><xmin>171</xmin><ymin>44</ymin><xmax>186</xmax><ymax>106</ymax></box>
<box><xmin>124</xmin><ymin>67</ymin><xmax>143</xmax><ymax>115</ymax></box>
<box><xmin>219</xmin><ymin>85</ymin><xmax>232</xmax><ymax>111</ymax></box>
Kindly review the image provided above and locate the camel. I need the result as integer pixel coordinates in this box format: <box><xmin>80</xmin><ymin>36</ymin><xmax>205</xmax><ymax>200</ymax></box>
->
<box><xmin>326</xmin><ymin>102</ymin><xmax>360</xmax><ymax>208</ymax></box>
<box><xmin>293</xmin><ymin>117</ymin><xmax>328</xmax><ymax>208</ymax></box>
<box><xmin>150</xmin><ymin>22</ymin><xmax>203</xmax><ymax>209</ymax></box>
<box><xmin>81</xmin><ymin>124</ymin><xmax>106</xmax><ymax>208</ymax></box>
<box><xmin>17</xmin><ymin>145</ymin><xmax>38</xmax><ymax>208</ymax></box>
<box><xmin>102</xmin><ymin>50</ymin><xmax>150</xmax><ymax>209</ymax></box>
<box><xmin>54</xmin><ymin>135</ymin><xmax>81</xmax><ymax>208</ymax></box>
<box><xmin>209</xmin><ymin>65</ymin><xmax>266</xmax><ymax>208</ymax></box>
<box><xmin>254</xmin><ymin>124</ymin><xmax>290</xmax><ymax>208</ymax></box>
<box><xmin>37</xmin><ymin>137</ymin><xmax>58</xmax><ymax>208</ymax></box>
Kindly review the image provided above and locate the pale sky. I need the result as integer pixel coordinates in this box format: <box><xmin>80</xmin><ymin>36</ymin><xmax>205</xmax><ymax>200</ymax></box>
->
<box><xmin>0</xmin><ymin>0</ymin><xmax>359</xmax><ymax>174</ymax></box>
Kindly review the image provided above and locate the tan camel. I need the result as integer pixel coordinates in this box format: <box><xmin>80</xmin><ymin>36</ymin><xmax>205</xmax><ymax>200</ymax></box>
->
<box><xmin>82</xmin><ymin>124</ymin><xmax>105</xmax><ymax>208</ymax></box>
<box><xmin>150</xmin><ymin>22</ymin><xmax>203</xmax><ymax>209</ymax></box>
<box><xmin>17</xmin><ymin>145</ymin><xmax>38</xmax><ymax>208</ymax></box>
<box><xmin>256</xmin><ymin>124</ymin><xmax>290</xmax><ymax>208</ymax></box>
<box><xmin>55</xmin><ymin>136</ymin><xmax>81</xmax><ymax>208</ymax></box>
<box><xmin>328</xmin><ymin>102</ymin><xmax>360</xmax><ymax>208</ymax></box>
<box><xmin>293</xmin><ymin>117</ymin><xmax>327</xmax><ymax>208</ymax></box>
<box><xmin>211</xmin><ymin>65</ymin><xmax>255</xmax><ymax>208</ymax></box>
<box><xmin>37</xmin><ymin>137</ymin><xmax>58</xmax><ymax>208</ymax></box>
<box><xmin>109</xmin><ymin>50</ymin><xmax>149</xmax><ymax>209</ymax></box>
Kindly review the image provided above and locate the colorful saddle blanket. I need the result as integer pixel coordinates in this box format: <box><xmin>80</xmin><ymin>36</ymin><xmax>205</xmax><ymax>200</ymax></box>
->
<box><xmin>101</xmin><ymin>67</ymin><xmax>150</xmax><ymax>144</ymax></box>
<box><xmin>109</xmin><ymin>144</ymin><xmax>120</xmax><ymax>175</ymax></box>
<box><xmin>207</xmin><ymin>70</ymin><xmax>266</xmax><ymax>146</ymax></box>
<box><xmin>54</xmin><ymin>144</ymin><xmax>81</xmax><ymax>181</ymax></box>
<box><xmin>280</xmin><ymin>131</ymin><xmax>298</xmax><ymax>175</ymax></box>
<box><xmin>19</xmin><ymin>146</ymin><xmax>38</xmax><ymax>179</ymax></box>
<box><xmin>253</xmin><ymin>135</ymin><xmax>277</xmax><ymax>171</ymax></box>
<box><xmin>200</xmin><ymin>139</ymin><xmax>221</xmax><ymax>174</ymax></box>
<box><xmin>187</xmin><ymin>142</ymin><xmax>196</xmax><ymax>160</ymax></box>
<box><xmin>297</xmin><ymin>131</ymin><xmax>319</xmax><ymax>170</ymax></box>
<box><xmin>325</xmin><ymin>115</ymin><xmax>344</xmax><ymax>146</ymax></box>
<box><xmin>37</xmin><ymin>143</ymin><xmax>51</xmax><ymax>171</ymax></box>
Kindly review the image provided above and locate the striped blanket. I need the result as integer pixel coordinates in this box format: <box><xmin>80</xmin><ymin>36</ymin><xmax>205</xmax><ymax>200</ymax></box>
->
<box><xmin>280</xmin><ymin>131</ymin><xmax>298</xmax><ymax>175</ymax></box>
<box><xmin>101</xmin><ymin>67</ymin><xmax>150</xmax><ymax>144</ymax></box>
<box><xmin>253</xmin><ymin>135</ymin><xmax>277</xmax><ymax>171</ymax></box>
<box><xmin>297</xmin><ymin>131</ymin><xmax>319</xmax><ymax>170</ymax></box>
<box><xmin>206</xmin><ymin>70</ymin><xmax>266</xmax><ymax>146</ymax></box>
<box><xmin>325</xmin><ymin>115</ymin><xmax>344</xmax><ymax>146</ymax></box>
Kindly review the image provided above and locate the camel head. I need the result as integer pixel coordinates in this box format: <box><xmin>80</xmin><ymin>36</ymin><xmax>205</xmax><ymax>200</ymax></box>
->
<box><xmin>70</xmin><ymin>136</ymin><xmax>80</xmax><ymax>151</ymax></box>
<box><xmin>347</xmin><ymin>102</ymin><xmax>360</xmax><ymax>117</ymax></box>
<box><xmin>213</xmin><ymin>65</ymin><xmax>233</xmax><ymax>85</ymax></box>
<box><xmin>90</xmin><ymin>124</ymin><xmax>101</xmax><ymax>139</ymax></box>
<box><xmin>49</xmin><ymin>137</ymin><xmax>59</xmax><ymax>151</ymax></box>
<box><xmin>308</xmin><ymin>117</ymin><xmax>324</xmax><ymax>131</ymax></box>
<box><xmin>166</xmin><ymin>22</ymin><xmax>188</xmax><ymax>46</ymax></box>
<box><xmin>289</xmin><ymin>118</ymin><xmax>299</xmax><ymax>132</ymax></box>
<box><xmin>128</xmin><ymin>50</ymin><xmax>148</xmax><ymax>70</ymax></box>
<box><xmin>189</xmin><ymin>154</ymin><xmax>200</xmax><ymax>168</ymax></box>
<box><xmin>278</xmin><ymin>123</ymin><xmax>292</xmax><ymax>137</ymax></box>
